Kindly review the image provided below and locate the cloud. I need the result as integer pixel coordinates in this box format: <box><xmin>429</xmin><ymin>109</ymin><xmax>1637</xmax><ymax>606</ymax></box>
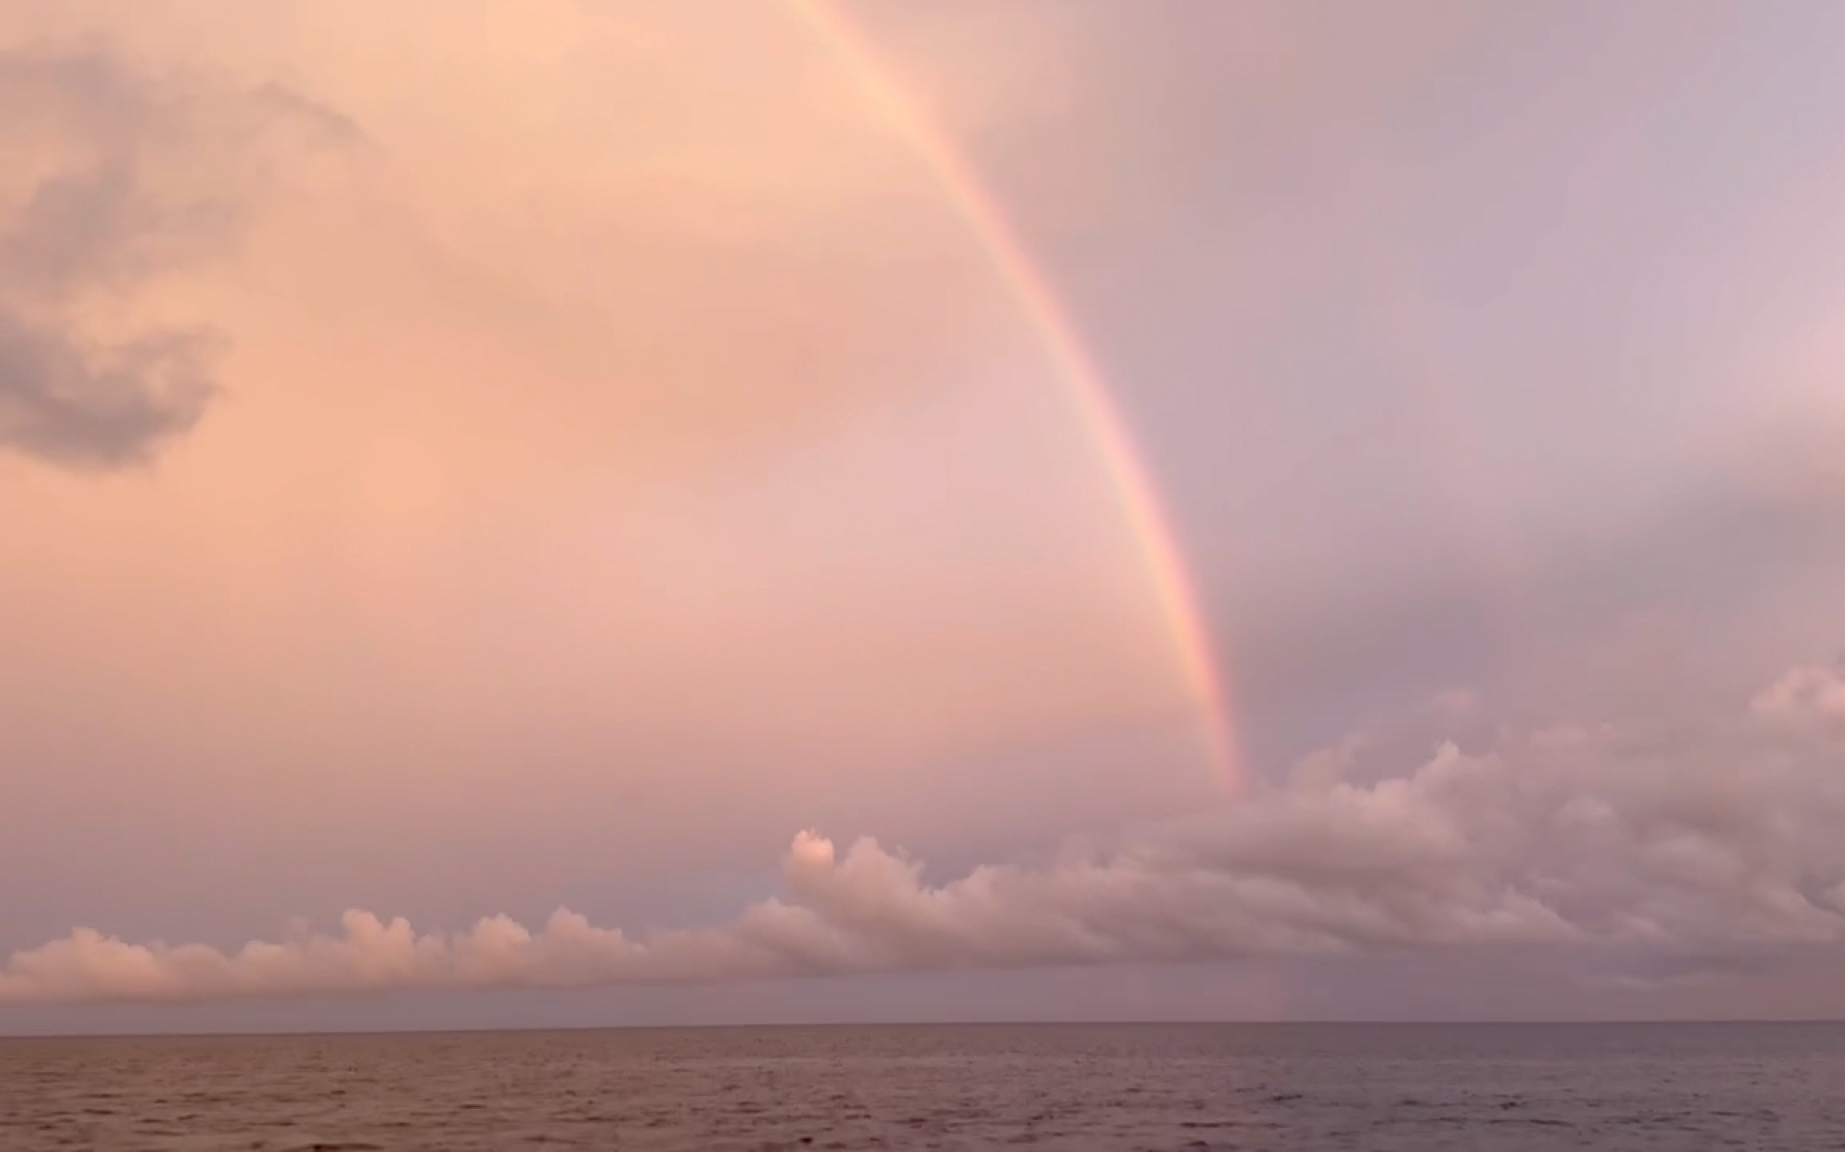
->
<box><xmin>0</xmin><ymin>310</ymin><xmax>216</xmax><ymax>467</ymax></box>
<box><xmin>6</xmin><ymin>664</ymin><xmax>1845</xmax><ymax>1004</ymax></box>
<box><xmin>0</xmin><ymin>47</ymin><xmax>349</xmax><ymax>469</ymax></box>
<box><xmin>1751</xmin><ymin>662</ymin><xmax>1845</xmax><ymax>727</ymax></box>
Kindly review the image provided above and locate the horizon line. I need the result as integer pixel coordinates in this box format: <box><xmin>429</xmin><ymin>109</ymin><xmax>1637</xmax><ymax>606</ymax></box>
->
<box><xmin>5</xmin><ymin>1017</ymin><xmax>1842</xmax><ymax>1041</ymax></box>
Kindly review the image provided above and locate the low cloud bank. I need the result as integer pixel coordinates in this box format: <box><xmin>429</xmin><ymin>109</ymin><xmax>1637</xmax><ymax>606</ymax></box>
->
<box><xmin>5</xmin><ymin>664</ymin><xmax>1844</xmax><ymax>1004</ymax></box>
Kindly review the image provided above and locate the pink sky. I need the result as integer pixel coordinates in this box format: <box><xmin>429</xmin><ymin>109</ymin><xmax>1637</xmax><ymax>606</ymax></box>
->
<box><xmin>6</xmin><ymin>0</ymin><xmax>1845</xmax><ymax>1029</ymax></box>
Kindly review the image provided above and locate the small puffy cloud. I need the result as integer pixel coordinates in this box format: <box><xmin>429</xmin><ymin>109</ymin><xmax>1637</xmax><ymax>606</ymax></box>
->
<box><xmin>6</xmin><ymin>664</ymin><xmax>1845</xmax><ymax>1004</ymax></box>
<box><xmin>1750</xmin><ymin>663</ymin><xmax>1845</xmax><ymax>727</ymax></box>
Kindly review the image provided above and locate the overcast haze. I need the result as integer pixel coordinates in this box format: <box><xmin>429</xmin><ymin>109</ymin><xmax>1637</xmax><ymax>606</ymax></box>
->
<box><xmin>4</xmin><ymin>0</ymin><xmax>1845</xmax><ymax>1033</ymax></box>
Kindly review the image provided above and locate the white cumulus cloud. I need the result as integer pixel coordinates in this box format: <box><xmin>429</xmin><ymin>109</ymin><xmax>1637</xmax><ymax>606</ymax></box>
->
<box><xmin>5</xmin><ymin>664</ymin><xmax>1845</xmax><ymax>1004</ymax></box>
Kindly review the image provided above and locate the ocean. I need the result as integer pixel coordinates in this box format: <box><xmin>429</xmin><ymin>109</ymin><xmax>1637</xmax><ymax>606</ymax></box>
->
<box><xmin>4</xmin><ymin>1022</ymin><xmax>1844</xmax><ymax>1150</ymax></box>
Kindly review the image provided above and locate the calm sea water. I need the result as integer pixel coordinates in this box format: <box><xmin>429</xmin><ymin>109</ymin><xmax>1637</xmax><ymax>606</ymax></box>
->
<box><xmin>4</xmin><ymin>1022</ymin><xmax>1845</xmax><ymax>1150</ymax></box>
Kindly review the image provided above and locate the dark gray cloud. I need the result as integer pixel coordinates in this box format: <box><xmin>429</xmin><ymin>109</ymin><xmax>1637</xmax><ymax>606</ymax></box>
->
<box><xmin>0</xmin><ymin>47</ymin><xmax>349</xmax><ymax>469</ymax></box>
<box><xmin>0</xmin><ymin>314</ymin><xmax>216</xmax><ymax>467</ymax></box>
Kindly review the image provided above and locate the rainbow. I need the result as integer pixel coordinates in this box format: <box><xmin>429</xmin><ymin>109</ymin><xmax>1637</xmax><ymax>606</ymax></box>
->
<box><xmin>787</xmin><ymin>1</ymin><xmax>1243</xmax><ymax>790</ymax></box>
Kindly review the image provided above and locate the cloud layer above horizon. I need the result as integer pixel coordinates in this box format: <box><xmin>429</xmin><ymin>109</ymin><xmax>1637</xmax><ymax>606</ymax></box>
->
<box><xmin>7</xmin><ymin>663</ymin><xmax>1842</xmax><ymax>1004</ymax></box>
